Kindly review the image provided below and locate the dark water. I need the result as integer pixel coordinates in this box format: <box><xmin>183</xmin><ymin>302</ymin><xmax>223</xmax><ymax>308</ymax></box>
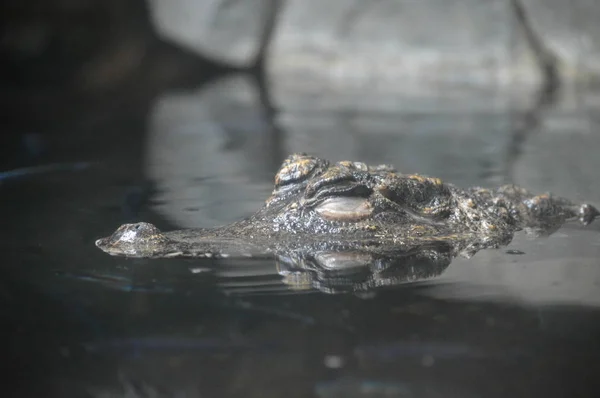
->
<box><xmin>2</xmin><ymin>67</ymin><xmax>600</xmax><ymax>398</ymax></box>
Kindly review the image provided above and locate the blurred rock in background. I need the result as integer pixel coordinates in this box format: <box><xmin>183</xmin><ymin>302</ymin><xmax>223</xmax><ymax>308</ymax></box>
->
<box><xmin>5</xmin><ymin>0</ymin><xmax>600</xmax><ymax>92</ymax></box>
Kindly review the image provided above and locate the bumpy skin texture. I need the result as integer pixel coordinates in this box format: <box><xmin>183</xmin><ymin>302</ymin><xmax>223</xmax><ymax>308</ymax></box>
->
<box><xmin>96</xmin><ymin>154</ymin><xmax>599</xmax><ymax>260</ymax></box>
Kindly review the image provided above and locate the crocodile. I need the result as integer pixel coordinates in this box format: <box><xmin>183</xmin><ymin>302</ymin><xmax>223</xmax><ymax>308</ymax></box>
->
<box><xmin>96</xmin><ymin>153</ymin><xmax>599</xmax><ymax>263</ymax></box>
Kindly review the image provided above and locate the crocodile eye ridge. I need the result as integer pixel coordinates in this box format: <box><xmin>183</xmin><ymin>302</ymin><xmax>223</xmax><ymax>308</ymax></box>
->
<box><xmin>275</xmin><ymin>154</ymin><xmax>321</xmax><ymax>187</ymax></box>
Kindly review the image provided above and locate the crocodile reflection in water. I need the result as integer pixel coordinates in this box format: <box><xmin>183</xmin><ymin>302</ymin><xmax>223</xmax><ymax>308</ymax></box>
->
<box><xmin>96</xmin><ymin>154</ymin><xmax>599</xmax><ymax>265</ymax></box>
<box><xmin>82</xmin><ymin>240</ymin><xmax>456</xmax><ymax>295</ymax></box>
<box><xmin>270</xmin><ymin>240</ymin><xmax>456</xmax><ymax>294</ymax></box>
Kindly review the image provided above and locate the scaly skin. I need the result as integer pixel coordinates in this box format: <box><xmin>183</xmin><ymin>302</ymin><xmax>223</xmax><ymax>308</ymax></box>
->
<box><xmin>96</xmin><ymin>154</ymin><xmax>599</xmax><ymax>259</ymax></box>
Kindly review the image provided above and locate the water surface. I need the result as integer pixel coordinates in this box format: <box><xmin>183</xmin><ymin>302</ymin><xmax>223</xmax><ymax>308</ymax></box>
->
<box><xmin>2</xmin><ymin>74</ymin><xmax>600</xmax><ymax>397</ymax></box>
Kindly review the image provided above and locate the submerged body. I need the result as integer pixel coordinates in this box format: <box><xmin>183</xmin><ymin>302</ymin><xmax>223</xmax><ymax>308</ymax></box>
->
<box><xmin>96</xmin><ymin>154</ymin><xmax>598</xmax><ymax>259</ymax></box>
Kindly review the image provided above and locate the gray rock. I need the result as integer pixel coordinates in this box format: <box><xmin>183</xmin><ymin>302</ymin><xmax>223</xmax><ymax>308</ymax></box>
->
<box><xmin>148</xmin><ymin>0</ymin><xmax>543</xmax><ymax>86</ymax></box>
<box><xmin>520</xmin><ymin>0</ymin><xmax>600</xmax><ymax>80</ymax></box>
<box><xmin>147</xmin><ymin>0</ymin><xmax>600</xmax><ymax>87</ymax></box>
<box><xmin>148</xmin><ymin>0</ymin><xmax>275</xmax><ymax>67</ymax></box>
<box><xmin>270</xmin><ymin>0</ymin><xmax>540</xmax><ymax>89</ymax></box>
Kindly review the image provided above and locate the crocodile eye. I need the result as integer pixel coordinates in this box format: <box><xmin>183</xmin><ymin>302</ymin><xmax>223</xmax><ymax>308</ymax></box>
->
<box><xmin>275</xmin><ymin>154</ymin><xmax>320</xmax><ymax>187</ymax></box>
<box><xmin>314</xmin><ymin>251</ymin><xmax>374</xmax><ymax>269</ymax></box>
<box><xmin>315</xmin><ymin>197</ymin><xmax>373</xmax><ymax>221</ymax></box>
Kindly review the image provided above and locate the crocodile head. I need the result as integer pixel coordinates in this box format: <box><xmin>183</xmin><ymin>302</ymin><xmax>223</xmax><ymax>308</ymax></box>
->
<box><xmin>233</xmin><ymin>153</ymin><xmax>461</xmax><ymax>240</ymax></box>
